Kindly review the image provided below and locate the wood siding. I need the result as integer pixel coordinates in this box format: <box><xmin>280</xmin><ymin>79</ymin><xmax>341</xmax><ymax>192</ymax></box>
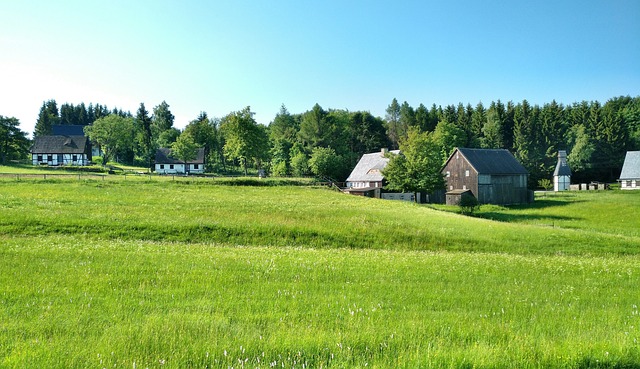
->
<box><xmin>443</xmin><ymin>151</ymin><xmax>478</xmax><ymax>197</ymax></box>
<box><xmin>442</xmin><ymin>150</ymin><xmax>529</xmax><ymax>205</ymax></box>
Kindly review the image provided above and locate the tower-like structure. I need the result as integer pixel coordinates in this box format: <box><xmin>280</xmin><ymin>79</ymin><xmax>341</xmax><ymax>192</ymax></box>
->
<box><xmin>553</xmin><ymin>150</ymin><xmax>571</xmax><ymax>191</ymax></box>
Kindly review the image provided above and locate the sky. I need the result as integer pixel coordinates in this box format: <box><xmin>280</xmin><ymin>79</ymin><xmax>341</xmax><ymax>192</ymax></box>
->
<box><xmin>1</xmin><ymin>0</ymin><xmax>639</xmax><ymax>137</ymax></box>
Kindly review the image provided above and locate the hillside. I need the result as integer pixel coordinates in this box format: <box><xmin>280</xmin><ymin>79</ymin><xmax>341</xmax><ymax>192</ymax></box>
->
<box><xmin>0</xmin><ymin>180</ymin><xmax>638</xmax><ymax>255</ymax></box>
<box><xmin>1</xmin><ymin>180</ymin><xmax>639</xmax><ymax>368</ymax></box>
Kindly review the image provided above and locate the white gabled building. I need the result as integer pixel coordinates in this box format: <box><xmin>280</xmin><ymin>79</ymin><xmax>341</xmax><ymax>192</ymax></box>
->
<box><xmin>155</xmin><ymin>147</ymin><xmax>205</xmax><ymax>174</ymax></box>
<box><xmin>553</xmin><ymin>150</ymin><xmax>571</xmax><ymax>191</ymax></box>
<box><xmin>344</xmin><ymin>149</ymin><xmax>399</xmax><ymax>198</ymax></box>
<box><xmin>619</xmin><ymin>151</ymin><xmax>640</xmax><ymax>190</ymax></box>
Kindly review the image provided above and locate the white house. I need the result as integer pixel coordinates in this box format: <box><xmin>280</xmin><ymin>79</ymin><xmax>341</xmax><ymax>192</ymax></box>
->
<box><xmin>31</xmin><ymin>135</ymin><xmax>91</xmax><ymax>166</ymax></box>
<box><xmin>155</xmin><ymin>147</ymin><xmax>205</xmax><ymax>174</ymax></box>
<box><xmin>619</xmin><ymin>151</ymin><xmax>640</xmax><ymax>190</ymax></box>
<box><xmin>553</xmin><ymin>150</ymin><xmax>571</xmax><ymax>191</ymax></box>
<box><xmin>346</xmin><ymin>148</ymin><xmax>400</xmax><ymax>188</ymax></box>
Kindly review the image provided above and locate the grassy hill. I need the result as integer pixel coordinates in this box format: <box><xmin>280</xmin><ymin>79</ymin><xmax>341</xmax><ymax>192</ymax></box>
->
<box><xmin>1</xmin><ymin>180</ymin><xmax>639</xmax><ymax>368</ymax></box>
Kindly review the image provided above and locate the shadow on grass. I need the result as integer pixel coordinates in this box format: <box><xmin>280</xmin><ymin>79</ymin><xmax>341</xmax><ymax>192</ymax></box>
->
<box><xmin>472</xmin><ymin>211</ymin><xmax>580</xmax><ymax>224</ymax></box>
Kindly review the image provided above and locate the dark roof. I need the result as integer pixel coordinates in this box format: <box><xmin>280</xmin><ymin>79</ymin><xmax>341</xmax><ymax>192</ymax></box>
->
<box><xmin>619</xmin><ymin>151</ymin><xmax>640</xmax><ymax>179</ymax></box>
<box><xmin>155</xmin><ymin>147</ymin><xmax>205</xmax><ymax>165</ymax></box>
<box><xmin>52</xmin><ymin>125</ymin><xmax>86</xmax><ymax>136</ymax></box>
<box><xmin>553</xmin><ymin>150</ymin><xmax>571</xmax><ymax>176</ymax></box>
<box><xmin>31</xmin><ymin>135</ymin><xmax>89</xmax><ymax>154</ymax></box>
<box><xmin>346</xmin><ymin>149</ymin><xmax>400</xmax><ymax>182</ymax></box>
<box><xmin>452</xmin><ymin>148</ymin><xmax>528</xmax><ymax>175</ymax></box>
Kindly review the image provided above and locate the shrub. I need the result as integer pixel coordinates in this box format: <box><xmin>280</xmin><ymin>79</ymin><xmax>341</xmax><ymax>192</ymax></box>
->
<box><xmin>459</xmin><ymin>193</ymin><xmax>479</xmax><ymax>215</ymax></box>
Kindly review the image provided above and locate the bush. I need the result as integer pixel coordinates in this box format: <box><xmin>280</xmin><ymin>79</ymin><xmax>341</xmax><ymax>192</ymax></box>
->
<box><xmin>459</xmin><ymin>193</ymin><xmax>479</xmax><ymax>215</ymax></box>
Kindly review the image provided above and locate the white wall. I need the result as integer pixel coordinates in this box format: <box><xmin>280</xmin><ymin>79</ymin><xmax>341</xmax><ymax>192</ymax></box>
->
<box><xmin>155</xmin><ymin>163</ymin><xmax>204</xmax><ymax>174</ymax></box>
<box><xmin>32</xmin><ymin>153</ymin><xmax>88</xmax><ymax>166</ymax></box>
<box><xmin>554</xmin><ymin>175</ymin><xmax>570</xmax><ymax>191</ymax></box>
<box><xmin>621</xmin><ymin>179</ymin><xmax>638</xmax><ymax>190</ymax></box>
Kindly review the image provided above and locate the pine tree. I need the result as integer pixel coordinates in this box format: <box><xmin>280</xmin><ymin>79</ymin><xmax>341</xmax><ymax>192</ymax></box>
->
<box><xmin>34</xmin><ymin>100</ymin><xmax>59</xmax><ymax>137</ymax></box>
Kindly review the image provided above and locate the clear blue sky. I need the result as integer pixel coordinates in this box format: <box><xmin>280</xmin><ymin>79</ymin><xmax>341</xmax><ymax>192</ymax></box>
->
<box><xmin>1</xmin><ymin>0</ymin><xmax>639</xmax><ymax>136</ymax></box>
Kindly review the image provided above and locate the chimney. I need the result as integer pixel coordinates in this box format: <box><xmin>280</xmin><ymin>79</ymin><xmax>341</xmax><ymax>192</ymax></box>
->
<box><xmin>558</xmin><ymin>150</ymin><xmax>567</xmax><ymax>159</ymax></box>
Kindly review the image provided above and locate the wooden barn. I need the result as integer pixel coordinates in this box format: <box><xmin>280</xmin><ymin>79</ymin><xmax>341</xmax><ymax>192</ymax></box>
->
<box><xmin>442</xmin><ymin>148</ymin><xmax>530</xmax><ymax>205</ymax></box>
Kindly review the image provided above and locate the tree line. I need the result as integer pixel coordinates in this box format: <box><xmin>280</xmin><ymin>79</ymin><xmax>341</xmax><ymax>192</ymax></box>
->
<box><xmin>2</xmin><ymin>96</ymin><xmax>639</xmax><ymax>186</ymax></box>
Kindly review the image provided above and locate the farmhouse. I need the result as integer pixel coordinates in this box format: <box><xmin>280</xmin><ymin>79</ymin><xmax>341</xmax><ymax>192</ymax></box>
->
<box><xmin>442</xmin><ymin>148</ymin><xmax>530</xmax><ymax>205</ymax></box>
<box><xmin>345</xmin><ymin>149</ymin><xmax>399</xmax><ymax>198</ymax></box>
<box><xmin>553</xmin><ymin>150</ymin><xmax>571</xmax><ymax>191</ymax></box>
<box><xmin>155</xmin><ymin>147</ymin><xmax>205</xmax><ymax>174</ymax></box>
<box><xmin>31</xmin><ymin>134</ymin><xmax>92</xmax><ymax>166</ymax></box>
<box><xmin>619</xmin><ymin>151</ymin><xmax>640</xmax><ymax>190</ymax></box>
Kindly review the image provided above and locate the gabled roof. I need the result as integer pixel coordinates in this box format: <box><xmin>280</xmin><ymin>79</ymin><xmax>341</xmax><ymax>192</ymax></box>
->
<box><xmin>553</xmin><ymin>150</ymin><xmax>571</xmax><ymax>176</ymax></box>
<box><xmin>619</xmin><ymin>151</ymin><xmax>640</xmax><ymax>179</ymax></box>
<box><xmin>31</xmin><ymin>135</ymin><xmax>89</xmax><ymax>154</ymax></box>
<box><xmin>155</xmin><ymin>147</ymin><xmax>205</xmax><ymax>165</ymax></box>
<box><xmin>448</xmin><ymin>148</ymin><xmax>528</xmax><ymax>175</ymax></box>
<box><xmin>52</xmin><ymin>125</ymin><xmax>86</xmax><ymax>136</ymax></box>
<box><xmin>346</xmin><ymin>150</ymin><xmax>400</xmax><ymax>182</ymax></box>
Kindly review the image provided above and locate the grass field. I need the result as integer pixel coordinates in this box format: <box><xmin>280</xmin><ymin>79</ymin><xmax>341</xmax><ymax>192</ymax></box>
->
<box><xmin>1</xmin><ymin>179</ymin><xmax>639</xmax><ymax>368</ymax></box>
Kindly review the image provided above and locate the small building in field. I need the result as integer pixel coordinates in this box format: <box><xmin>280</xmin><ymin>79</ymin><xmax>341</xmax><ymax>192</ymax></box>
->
<box><xmin>553</xmin><ymin>150</ymin><xmax>571</xmax><ymax>191</ymax></box>
<box><xmin>31</xmin><ymin>135</ymin><xmax>92</xmax><ymax>166</ymax></box>
<box><xmin>154</xmin><ymin>147</ymin><xmax>205</xmax><ymax>174</ymax></box>
<box><xmin>619</xmin><ymin>151</ymin><xmax>640</xmax><ymax>190</ymax></box>
<box><xmin>345</xmin><ymin>149</ymin><xmax>400</xmax><ymax>198</ymax></box>
<box><xmin>442</xmin><ymin>148</ymin><xmax>530</xmax><ymax>205</ymax></box>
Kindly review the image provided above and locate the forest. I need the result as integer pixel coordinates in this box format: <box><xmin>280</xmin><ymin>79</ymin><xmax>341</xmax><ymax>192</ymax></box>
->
<box><xmin>5</xmin><ymin>95</ymin><xmax>640</xmax><ymax>186</ymax></box>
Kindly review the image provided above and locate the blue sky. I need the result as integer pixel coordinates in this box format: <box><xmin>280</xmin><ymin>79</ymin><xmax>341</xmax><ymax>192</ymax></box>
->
<box><xmin>1</xmin><ymin>0</ymin><xmax>639</xmax><ymax>136</ymax></box>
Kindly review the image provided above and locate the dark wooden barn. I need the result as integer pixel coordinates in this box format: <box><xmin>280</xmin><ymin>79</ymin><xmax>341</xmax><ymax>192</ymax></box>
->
<box><xmin>442</xmin><ymin>148</ymin><xmax>531</xmax><ymax>205</ymax></box>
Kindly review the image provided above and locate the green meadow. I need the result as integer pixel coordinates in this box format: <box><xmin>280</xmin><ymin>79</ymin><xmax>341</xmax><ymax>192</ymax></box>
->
<box><xmin>1</xmin><ymin>179</ymin><xmax>639</xmax><ymax>368</ymax></box>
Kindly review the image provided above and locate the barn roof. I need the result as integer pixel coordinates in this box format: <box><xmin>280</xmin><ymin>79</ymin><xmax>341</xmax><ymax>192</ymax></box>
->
<box><xmin>155</xmin><ymin>147</ymin><xmax>205</xmax><ymax>165</ymax></box>
<box><xmin>452</xmin><ymin>148</ymin><xmax>528</xmax><ymax>175</ymax></box>
<box><xmin>346</xmin><ymin>150</ymin><xmax>400</xmax><ymax>182</ymax></box>
<box><xmin>52</xmin><ymin>125</ymin><xmax>86</xmax><ymax>136</ymax></box>
<box><xmin>619</xmin><ymin>151</ymin><xmax>640</xmax><ymax>179</ymax></box>
<box><xmin>31</xmin><ymin>135</ymin><xmax>89</xmax><ymax>154</ymax></box>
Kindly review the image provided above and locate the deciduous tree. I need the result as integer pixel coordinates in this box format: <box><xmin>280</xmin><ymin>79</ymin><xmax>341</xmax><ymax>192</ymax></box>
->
<box><xmin>84</xmin><ymin>114</ymin><xmax>135</xmax><ymax>165</ymax></box>
<box><xmin>0</xmin><ymin>116</ymin><xmax>30</xmax><ymax>164</ymax></box>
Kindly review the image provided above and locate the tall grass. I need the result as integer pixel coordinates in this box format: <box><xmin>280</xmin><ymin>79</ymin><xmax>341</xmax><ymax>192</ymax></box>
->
<box><xmin>1</xmin><ymin>235</ymin><xmax>639</xmax><ymax>368</ymax></box>
<box><xmin>1</xmin><ymin>181</ymin><xmax>639</xmax><ymax>367</ymax></box>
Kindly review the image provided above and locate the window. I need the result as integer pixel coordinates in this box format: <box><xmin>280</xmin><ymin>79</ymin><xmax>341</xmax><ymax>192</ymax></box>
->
<box><xmin>160</xmin><ymin>164</ymin><xmax>165</xmax><ymax>169</ymax></box>
<box><xmin>463</xmin><ymin>185</ymin><xmax>467</xmax><ymax>190</ymax></box>
<box><xmin>193</xmin><ymin>164</ymin><xmax>199</xmax><ymax>170</ymax></box>
<box><xmin>627</xmin><ymin>180</ymin><xmax>632</xmax><ymax>187</ymax></box>
<box><xmin>169</xmin><ymin>165</ymin><xmax>174</xmax><ymax>170</ymax></box>
<box><xmin>72</xmin><ymin>155</ymin><xmax>77</xmax><ymax>162</ymax></box>
<box><xmin>465</xmin><ymin>170</ymin><xmax>470</xmax><ymax>177</ymax></box>
<box><xmin>446</xmin><ymin>171</ymin><xmax>450</xmax><ymax>177</ymax></box>
<box><xmin>47</xmin><ymin>155</ymin><xmax>52</xmax><ymax>162</ymax></box>
<box><xmin>449</xmin><ymin>185</ymin><xmax>453</xmax><ymax>190</ymax></box>
<box><xmin>37</xmin><ymin>155</ymin><xmax>43</xmax><ymax>162</ymax></box>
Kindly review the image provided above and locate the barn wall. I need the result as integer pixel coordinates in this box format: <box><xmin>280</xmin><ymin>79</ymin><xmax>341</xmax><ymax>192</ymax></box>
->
<box><xmin>443</xmin><ymin>152</ymin><xmax>478</xmax><ymax>197</ymax></box>
<box><xmin>478</xmin><ymin>174</ymin><xmax>529</xmax><ymax>205</ymax></box>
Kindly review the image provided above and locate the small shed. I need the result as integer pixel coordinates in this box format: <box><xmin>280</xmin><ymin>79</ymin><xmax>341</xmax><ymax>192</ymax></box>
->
<box><xmin>446</xmin><ymin>189</ymin><xmax>473</xmax><ymax>206</ymax></box>
<box><xmin>619</xmin><ymin>151</ymin><xmax>640</xmax><ymax>190</ymax></box>
<box><xmin>553</xmin><ymin>150</ymin><xmax>571</xmax><ymax>191</ymax></box>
